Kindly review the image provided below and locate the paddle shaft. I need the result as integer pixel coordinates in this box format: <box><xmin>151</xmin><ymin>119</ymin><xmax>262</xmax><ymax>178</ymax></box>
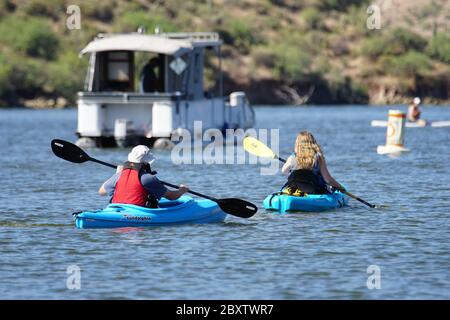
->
<box><xmin>158</xmin><ymin>180</ymin><xmax>218</xmax><ymax>202</ymax></box>
<box><xmin>273</xmin><ymin>154</ymin><xmax>375</xmax><ymax>208</ymax></box>
<box><xmin>91</xmin><ymin>158</ymin><xmax>116</xmax><ymax>169</ymax></box>
<box><xmin>88</xmin><ymin>157</ymin><xmax>218</xmax><ymax>201</ymax></box>
<box><xmin>340</xmin><ymin>191</ymin><xmax>375</xmax><ymax>208</ymax></box>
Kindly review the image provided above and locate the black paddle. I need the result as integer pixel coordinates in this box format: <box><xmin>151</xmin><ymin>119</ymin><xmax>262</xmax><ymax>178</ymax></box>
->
<box><xmin>51</xmin><ymin>139</ymin><xmax>258</xmax><ymax>218</ymax></box>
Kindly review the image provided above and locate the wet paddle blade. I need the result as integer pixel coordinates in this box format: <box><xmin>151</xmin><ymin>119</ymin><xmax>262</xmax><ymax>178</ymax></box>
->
<box><xmin>243</xmin><ymin>136</ymin><xmax>277</xmax><ymax>159</ymax></box>
<box><xmin>51</xmin><ymin>139</ymin><xmax>90</xmax><ymax>164</ymax></box>
<box><xmin>216</xmin><ymin>198</ymin><xmax>258</xmax><ymax>218</ymax></box>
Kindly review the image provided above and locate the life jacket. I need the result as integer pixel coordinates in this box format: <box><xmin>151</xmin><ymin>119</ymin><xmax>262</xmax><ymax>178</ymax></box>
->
<box><xmin>283</xmin><ymin>169</ymin><xmax>328</xmax><ymax>195</ymax></box>
<box><xmin>111</xmin><ymin>162</ymin><xmax>154</xmax><ymax>207</ymax></box>
<box><xmin>283</xmin><ymin>154</ymin><xmax>328</xmax><ymax>195</ymax></box>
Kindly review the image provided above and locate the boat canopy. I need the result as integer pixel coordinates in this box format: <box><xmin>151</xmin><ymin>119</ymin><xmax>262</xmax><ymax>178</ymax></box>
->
<box><xmin>80</xmin><ymin>34</ymin><xmax>193</xmax><ymax>57</ymax></box>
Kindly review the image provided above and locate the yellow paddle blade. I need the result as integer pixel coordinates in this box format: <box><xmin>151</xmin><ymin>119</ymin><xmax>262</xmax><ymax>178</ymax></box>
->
<box><xmin>243</xmin><ymin>136</ymin><xmax>276</xmax><ymax>159</ymax></box>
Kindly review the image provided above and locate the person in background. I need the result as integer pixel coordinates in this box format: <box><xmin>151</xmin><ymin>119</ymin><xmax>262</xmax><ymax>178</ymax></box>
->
<box><xmin>140</xmin><ymin>57</ymin><xmax>162</xmax><ymax>93</ymax></box>
<box><xmin>407</xmin><ymin>97</ymin><xmax>422</xmax><ymax>122</ymax></box>
<box><xmin>98</xmin><ymin>145</ymin><xmax>188</xmax><ymax>207</ymax></box>
<box><xmin>281</xmin><ymin>131</ymin><xmax>345</xmax><ymax>196</ymax></box>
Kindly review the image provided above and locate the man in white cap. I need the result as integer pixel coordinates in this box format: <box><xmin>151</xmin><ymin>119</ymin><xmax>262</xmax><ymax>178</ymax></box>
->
<box><xmin>407</xmin><ymin>97</ymin><xmax>422</xmax><ymax>123</ymax></box>
<box><xmin>98</xmin><ymin>145</ymin><xmax>188</xmax><ymax>207</ymax></box>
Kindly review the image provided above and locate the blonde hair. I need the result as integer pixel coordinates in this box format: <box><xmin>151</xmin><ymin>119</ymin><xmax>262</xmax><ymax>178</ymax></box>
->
<box><xmin>294</xmin><ymin>131</ymin><xmax>324</xmax><ymax>170</ymax></box>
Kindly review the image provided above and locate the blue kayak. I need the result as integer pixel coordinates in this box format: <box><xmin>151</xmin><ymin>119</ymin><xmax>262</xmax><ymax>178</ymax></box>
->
<box><xmin>74</xmin><ymin>196</ymin><xmax>227</xmax><ymax>228</ymax></box>
<box><xmin>263</xmin><ymin>190</ymin><xmax>349</xmax><ymax>213</ymax></box>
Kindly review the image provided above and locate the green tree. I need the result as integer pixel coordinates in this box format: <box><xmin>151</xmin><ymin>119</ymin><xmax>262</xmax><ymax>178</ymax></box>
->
<box><xmin>273</xmin><ymin>44</ymin><xmax>312</xmax><ymax>82</ymax></box>
<box><xmin>0</xmin><ymin>16</ymin><xmax>59</xmax><ymax>60</ymax></box>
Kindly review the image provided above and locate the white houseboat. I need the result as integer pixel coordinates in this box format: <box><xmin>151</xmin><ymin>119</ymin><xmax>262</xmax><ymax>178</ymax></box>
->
<box><xmin>76</xmin><ymin>31</ymin><xmax>255</xmax><ymax>148</ymax></box>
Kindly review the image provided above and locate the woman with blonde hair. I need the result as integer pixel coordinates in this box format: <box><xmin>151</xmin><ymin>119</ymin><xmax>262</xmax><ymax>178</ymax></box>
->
<box><xmin>281</xmin><ymin>131</ymin><xmax>345</xmax><ymax>195</ymax></box>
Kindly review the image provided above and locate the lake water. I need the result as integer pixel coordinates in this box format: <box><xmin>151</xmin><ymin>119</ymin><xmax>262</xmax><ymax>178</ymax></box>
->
<box><xmin>1</xmin><ymin>105</ymin><xmax>450</xmax><ymax>299</ymax></box>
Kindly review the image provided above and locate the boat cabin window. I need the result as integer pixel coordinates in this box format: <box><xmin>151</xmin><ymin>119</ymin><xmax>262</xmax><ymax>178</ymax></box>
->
<box><xmin>100</xmin><ymin>51</ymin><xmax>134</xmax><ymax>92</ymax></box>
<box><xmin>86</xmin><ymin>45</ymin><xmax>222</xmax><ymax>99</ymax></box>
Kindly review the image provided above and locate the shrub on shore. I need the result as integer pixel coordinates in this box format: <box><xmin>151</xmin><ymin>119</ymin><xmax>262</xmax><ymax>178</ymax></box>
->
<box><xmin>115</xmin><ymin>11</ymin><xmax>177</xmax><ymax>33</ymax></box>
<box><xmin>22</xmin><ymin>0</ymin><xmax>66</xmax><ymax>20</ymax></box>
<box><xmin>381</xmin><ymin>51</ymin><xmax>431</xmax><ymax>77</ymax></box>
<box><xmin>300</xmin><ymin>7</ymin><xmax>323</xmax><ymax>30</ymax></box>
<box><xmin>360</xmin><ymin>28</ymin><xmax>427</xmax><ymax>60</ymax></box>
<box><xmin>426</xmin><ymin>32</ymin><xmax>450</xmax><ymax>64</ymax></box>
<box><xmin>0</xmin><ymin>16</ymin><xmax>59</xmax><ymax>60</ymax></box>
<box><xmin>47</xmin><ymin>52</ymin><xmax>87</xmax><ymax>100</ymax></box>
<box><xmin>273</xmin><ymin>44</ymin><xmax>312</xmax><ymax>82</ymax></box>
<box><xmin>223</xmin><ymin>18</ymin><xmax>261</xmax><ymax>54</ymax></box>
<box><xmin>2</xmin><ymin>56</ymin><xmax>48</xmax><ymax>99</ymax></box>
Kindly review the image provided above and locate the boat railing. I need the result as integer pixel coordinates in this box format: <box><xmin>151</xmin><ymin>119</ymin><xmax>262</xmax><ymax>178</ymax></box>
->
<box><xmin>160</xmin><ymin>32</ymin><xmax>222</xmax><ymax>46</ymax></box>
<box><xmin>78</xmin><ymin>91</ymin><xmax>186</xmax><ymax>103</ymax></box>
<box><xmin>93</xmin><ymin>32</ymin><xmax>222</xmax><ymax>46</ymax></box>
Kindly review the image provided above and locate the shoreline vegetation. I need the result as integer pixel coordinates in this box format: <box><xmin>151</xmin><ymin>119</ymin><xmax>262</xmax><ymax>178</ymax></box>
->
<box><xmin>0</xmin><ymin>0</ymin><xmax>449</xmax><ymax>108</ymax></box>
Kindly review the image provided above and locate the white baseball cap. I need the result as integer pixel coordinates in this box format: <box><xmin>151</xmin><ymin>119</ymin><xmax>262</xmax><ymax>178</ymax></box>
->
<box><xmin>413</xmin><ymin>97</ymin><xmax>421</xmax><ymax>105</ymax></box>
<box><xmin>127</xmin><ymin>145</ymin><xmax>155</xmax><ymax>164</ymax></box>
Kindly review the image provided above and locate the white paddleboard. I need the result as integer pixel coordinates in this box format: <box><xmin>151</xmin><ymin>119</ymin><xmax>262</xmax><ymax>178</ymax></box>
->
<box><xmin>371</xmin><ymin>120</ymin><xmax>450</xmax><ymax>128</ymax></box>
<box><xmin>431</xmin><ymin>121</ymin><xmax>450</xmax><ymax>127</ymax></box>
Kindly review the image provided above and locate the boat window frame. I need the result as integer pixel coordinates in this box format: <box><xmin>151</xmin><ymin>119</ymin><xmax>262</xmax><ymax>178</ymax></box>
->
<box><xmin>101</xmin><ymin>51</ymin><xmax>134</xmax><ymax>92</ymax></box>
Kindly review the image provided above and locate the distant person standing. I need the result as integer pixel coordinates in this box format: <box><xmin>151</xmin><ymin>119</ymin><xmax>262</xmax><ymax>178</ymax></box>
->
<box><xmin>407</xmin><ymin>97</ymin><xmax>423</xmax><ymax>123</ymax></box>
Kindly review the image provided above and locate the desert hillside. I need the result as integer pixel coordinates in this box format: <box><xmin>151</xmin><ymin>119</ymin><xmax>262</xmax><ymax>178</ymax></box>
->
<box><xmin>0</xmin><ymin>0</ymin><xmax>449</xmax><ymax>107</ymax></box>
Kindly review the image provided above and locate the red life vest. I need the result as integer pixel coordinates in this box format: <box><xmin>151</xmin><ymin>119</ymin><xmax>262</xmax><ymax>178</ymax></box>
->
<box><xmin>111</xmin><ymin>162</ymin><xmax>149</xmax><ymax>206</ymax></box>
